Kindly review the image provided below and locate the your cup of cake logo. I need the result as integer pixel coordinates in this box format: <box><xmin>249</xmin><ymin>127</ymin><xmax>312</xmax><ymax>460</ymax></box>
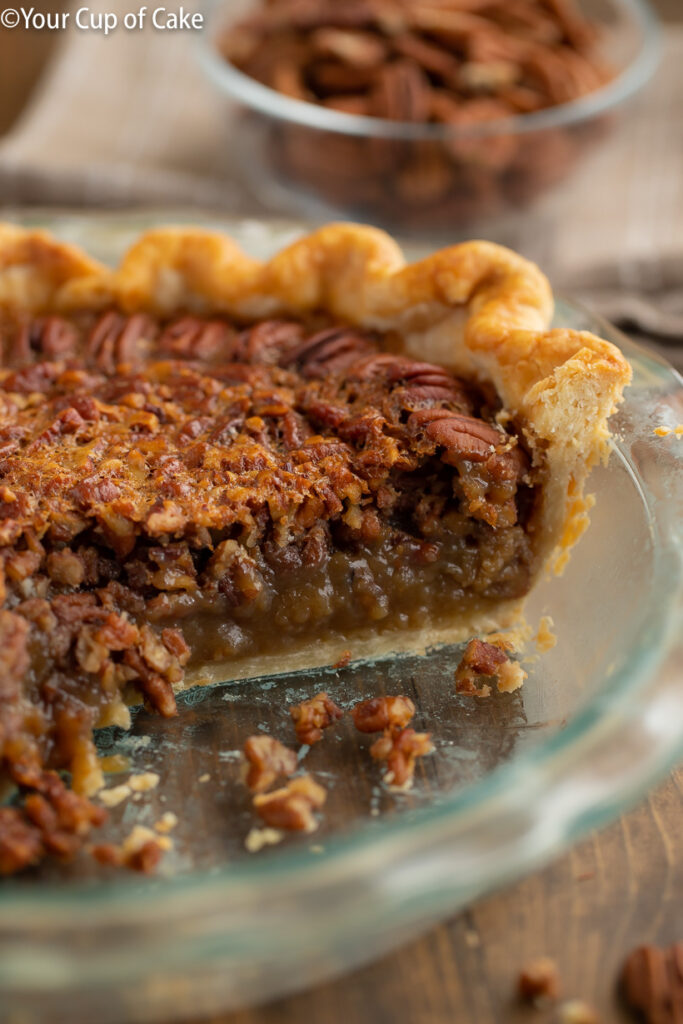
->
<box><xmin>0</xmin><ymin>4</ymin><xmax>204</xmax><ymax>31</ymax></box>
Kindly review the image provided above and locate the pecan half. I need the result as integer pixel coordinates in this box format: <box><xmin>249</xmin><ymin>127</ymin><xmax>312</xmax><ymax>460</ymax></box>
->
<box><xmin>243</xmin><ymin>735</ymin><xmax>298</xmax><ymax>793</ymax></box>
<box><xmin>290</xmin><ymin>692</ymin><xmax>343</xmax><ymax>745</ymax></box>
<box><xmin>159</xmin><ymin>316</ymin><xmax>233</xmax><ymax>362</ymax></box>
<box><xmin>372</xmin><ymin>60</ymin><xmax>432</xmax><ymax>122</ymax></box>
<box><xmin>283</xmin><ymin>327</ymin><xmax>376</xmax><ymax>378</ymax></box>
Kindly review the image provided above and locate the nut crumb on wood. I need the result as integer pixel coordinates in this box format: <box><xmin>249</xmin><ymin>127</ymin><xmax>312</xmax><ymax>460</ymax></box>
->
<box><xmin>198</xmin><ymin>773</ymin><xmax>210</xmax><ymax>783</ymax></box>
<box><xmin>558</xmin><ymin>1000</ymin><xmax>601</xmax><ymax>1024</ymax></box>
<box><xmin>518</xmin><ymin>956</ymin><xmax>561</xmax><ymax>1003</ymax></box>
<box><xmin>243</xmin><ymin>735</ymin><xmax>297</xmax><ymax>793</ymax></box>
<box><xmin>620</xmin><ymin>942</ymin><xmax>683</xmax><ymax>1024</ymax></box>
<box><xmin>290</xmin><ymin>691</ymin><xmax>343</xmax><ymax>745</ymax></box>
<box><xmin>253</xmin><ymin>775</ymin><xmax>326</xmax><ymax>833</ymax></box>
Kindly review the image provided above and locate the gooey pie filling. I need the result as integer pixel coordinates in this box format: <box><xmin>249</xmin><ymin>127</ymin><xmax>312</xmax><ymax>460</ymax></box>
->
<box><xmin>0</xmin><ymin>308</ymin><xmax>542</xmax><ymax>871</ymax></box>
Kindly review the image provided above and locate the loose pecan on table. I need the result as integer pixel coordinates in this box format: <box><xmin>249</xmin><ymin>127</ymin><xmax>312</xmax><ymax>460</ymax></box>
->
<box><xmin>517</xmin><ymin>956</ymin><xmax>561</xmax><ymax>1004</ymax></box>
<box><xmin>290</xmin><ymin>691</ymin><xmax>343</xmax><ymax>745</ymax></box>
<box><xmin>620</xmin><ymin>943</ymin><xmax>683</xmax><ymax>1024</ymax></box>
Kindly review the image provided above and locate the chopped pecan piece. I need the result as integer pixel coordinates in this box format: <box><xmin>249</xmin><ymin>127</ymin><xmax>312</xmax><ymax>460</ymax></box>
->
<box><xmin>253</xmin><ymin>775</ymin><xmax>327</xmax><ymax>832</ymax></box>
<box><xmin>621</xmin><ymin>943</ymin><xmax>683</xmax><ymax>1024</ymax></box>
<box><xmin>0</xmin><ymin>807</ymin><xmax>43</xmax><ymax>875</ymax></box>
<box><xmin>243</xmin><ymin>735</ymin><xmax>298</xmax><ymax>793</ymax></box>
<box><xmin>0</xmin><ymin>770</ymin><xmax>107</xmax><ymax>875</ymax></box>
<box><xmin>370</xmin><ymin>728</ymin><xmax>433</xmax><ymax>788</ymax></box>
<box><xmin>351</xmin><ymin>695</ymin><xmax>415</xmax><ymax>733</ymax></box>
<box><xmin>290</xmin><ymin>692</ymin><xmax>343</xmax><ymax>745</ymax></box>
<box><xmin>454</xmin><ymin>637</ymin><xmax>510</xmax><ymax>697</ymax></box>
<box><xmin>518</xmin><ymin>956</ymin><xmax>561</xmax><ymax>1003</ymax></box>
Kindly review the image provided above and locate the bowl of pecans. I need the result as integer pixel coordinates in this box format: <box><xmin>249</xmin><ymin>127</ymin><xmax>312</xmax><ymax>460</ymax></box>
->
<box><xmin>201</xmin><ymin>0</ymin><xmax>660</xmax><ymax>235</ymax></box>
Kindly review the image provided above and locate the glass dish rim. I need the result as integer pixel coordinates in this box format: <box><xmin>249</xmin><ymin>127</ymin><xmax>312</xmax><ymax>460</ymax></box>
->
<box><xmin>197</xmin><ymin>0</ymin><xmax>662</xmax><ymax>142</ymax></box>
<box><xmin>1</xmin><ymin>301</ymin><xmax>681</xmax><ymax>917</ymax></box>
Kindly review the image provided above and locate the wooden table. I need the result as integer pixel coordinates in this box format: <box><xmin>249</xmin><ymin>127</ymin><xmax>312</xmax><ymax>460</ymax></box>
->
<box><xmin>0</xmin><ymin>4</ymin><xmax>681</xmax><ymax>1022</ymax></box>
<box><xmin>206</xmin><ymin>768</ymin><xmax>681</xmax><ymax>1024</ymax></box>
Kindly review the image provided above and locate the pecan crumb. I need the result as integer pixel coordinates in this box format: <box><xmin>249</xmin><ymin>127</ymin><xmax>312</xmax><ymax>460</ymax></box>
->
<box><xmin>455</xmin><ymin>637</ymin><xmax>520</xmax><ymax>697</ymax></box>
<box><xmin>370</xmin><ymin>728</ymin><xmax>433</xmax><ymax>789</ymax></box>
<box><xmin>92</xmin><ymin>825</ymin><xmax>166</xmax><ymax>874</ymax></box>
<box><xmin>621</xmin><ymin>942</ymin><xmax>683</xmax><ymax>1024</ymax></box>
<box><xmin>518</xmin><ymin>956</ymin><xmax>561</xmax><ymax>1004</ymax></box>
<box><xmin>351</xmin><ymin>695</ymin><xmax>415</xmax><ymax>733</ymax></box>
<box><xmin>243</xmin><ymin>734</ymin><xmax>298</xmax><ymax>793</ymax></box>
<box><xmin>253</xmin><ymin>775</ymin><xmax>327</xmax><ymax>833</ymax></box>
<box><xmin>334</xmin><ymin>649</ymin><xmax>352</xmax><ymax>669</ymax></box>
<box><xmin>98</xmin><ymin>784</ymin><xmax>132</xmax><ymax>808</ymax></box>
<box><xmin>290</xmin><ymin>691</ymin><xmax>343</xmax><ymax>745</ymax></box>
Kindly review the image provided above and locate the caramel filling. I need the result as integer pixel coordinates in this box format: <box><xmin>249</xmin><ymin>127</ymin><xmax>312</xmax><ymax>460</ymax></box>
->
<box><xmin>0</xmin><ymin>308</ymin><xmax>540</xmax><ymax>873</ymax></box>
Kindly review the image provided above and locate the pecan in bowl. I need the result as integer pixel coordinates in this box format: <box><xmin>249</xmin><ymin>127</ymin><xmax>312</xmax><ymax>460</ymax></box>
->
<box><xmin>207</xmin><ymin>0</ymin><xmax>652</xmax><ymax>232</ymax></box>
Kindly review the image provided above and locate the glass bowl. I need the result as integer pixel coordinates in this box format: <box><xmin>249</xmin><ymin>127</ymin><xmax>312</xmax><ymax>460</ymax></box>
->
<box><xmin>198</xmin><ymin>0</ymin><xmax>661</xmax><ymax>238</ymax></box>
<box><xmin>0</xmin><ymin>213</ymin><xmax>681</xmax><ymax>1024</ymax></box>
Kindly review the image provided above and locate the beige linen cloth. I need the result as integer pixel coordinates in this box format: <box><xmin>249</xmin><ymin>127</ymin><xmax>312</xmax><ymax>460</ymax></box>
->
<box><xmin>0</xmin><ymin>0</ymin><xmax>681</xmax><ymax>364</ymax></box>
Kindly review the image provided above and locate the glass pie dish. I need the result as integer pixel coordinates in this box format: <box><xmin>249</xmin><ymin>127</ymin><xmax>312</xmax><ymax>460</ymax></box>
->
<box><xmin>0</xmin><ymin>213</ymin><xmax>681</xmax><ymax>1024</ymax></box>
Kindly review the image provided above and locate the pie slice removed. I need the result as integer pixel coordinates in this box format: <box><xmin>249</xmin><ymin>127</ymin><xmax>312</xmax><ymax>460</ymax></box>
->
<box><xmin>0</xmin><ymin>223</ymin><xmax>630</xmax><ymax>873</ymax></box>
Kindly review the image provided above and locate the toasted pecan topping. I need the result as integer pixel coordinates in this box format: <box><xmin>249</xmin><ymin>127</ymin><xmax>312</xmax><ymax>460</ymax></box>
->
<box><xmin>290</xmin><ymin>692</ymin><xmax>343</xmax><ymax>745</ymax></box>
<box><xmin>351</xmin><ymin>695</ymin><xmax>415</xmax><ymax>734</ymax></box>
<box><xmin>253</xmin><ymin>775</ymin><xmax>327</xmax><ymax>832</ymax></box>
<box><xmin>243</xmin><ymin>735</ymin><xmax>298</xmax><ymax>793</ymax></box>
<box><xmin>0</xmin><ymin>306</ymin><xmax>538</xmax><ymax>874</ymax></box>
<box><xmin>0</xmin><ymin>770</ymin><xmax>106</xmax><ymax>876</ymax></box>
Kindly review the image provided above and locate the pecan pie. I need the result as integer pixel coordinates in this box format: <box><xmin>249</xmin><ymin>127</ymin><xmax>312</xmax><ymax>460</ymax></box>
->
<box><xmin>0</xmin><ymin>222</ymin><xmax>630</xmax><ymax>873</ymax></box>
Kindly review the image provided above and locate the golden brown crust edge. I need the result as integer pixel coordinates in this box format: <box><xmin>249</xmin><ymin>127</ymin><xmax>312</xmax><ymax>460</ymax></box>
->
<box><xmin>0</xmin><ymin>220</ymin><xmax>631</xmax><ymax>582</ymax></box>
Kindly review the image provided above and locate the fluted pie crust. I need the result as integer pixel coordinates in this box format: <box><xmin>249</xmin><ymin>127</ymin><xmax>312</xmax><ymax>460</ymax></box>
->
<box><xmin>0</xmin><ymin>223</ymin><xmax>630</xmax><ymax>797</ymax></box>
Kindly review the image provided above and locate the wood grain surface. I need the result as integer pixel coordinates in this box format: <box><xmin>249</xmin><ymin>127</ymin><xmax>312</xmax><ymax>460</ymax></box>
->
<box><xmin>0</xmin><ymin>4</ymin><xmax>681</xmax><ymax>1024</ymax></box>
<box><xmin>186</xmin><ymin>768</ymin><xmax>681</xmax><ymax>1024</ymax></box>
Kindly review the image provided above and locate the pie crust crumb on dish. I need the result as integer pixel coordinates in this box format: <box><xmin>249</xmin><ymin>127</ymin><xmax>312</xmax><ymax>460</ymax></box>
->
<box><xmin>0</xmin><ymin>222</ymin><xmax>631</xmax><ymax>874</ymax></box>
